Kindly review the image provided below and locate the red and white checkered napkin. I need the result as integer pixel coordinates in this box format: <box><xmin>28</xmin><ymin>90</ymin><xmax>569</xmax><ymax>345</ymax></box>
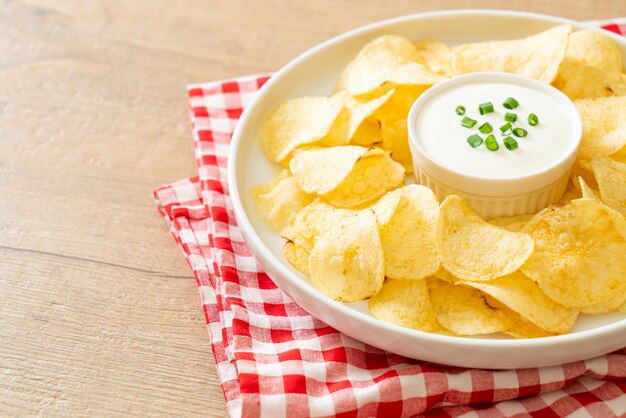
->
<box><xmin>154</xmin><ymin>21</ymin><xmax>626</xmax><ymax>418</ymax></box>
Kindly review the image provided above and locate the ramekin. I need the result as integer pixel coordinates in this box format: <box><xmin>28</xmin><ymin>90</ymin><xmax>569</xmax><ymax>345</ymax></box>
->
<box><xmin>407</xmin><ymin>72</ymin><xmax>582</xmax><ymax>219</ymax></box>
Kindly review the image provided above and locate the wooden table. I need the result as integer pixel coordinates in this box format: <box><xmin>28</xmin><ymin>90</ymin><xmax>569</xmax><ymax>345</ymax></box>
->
<box><xmin>2</xmin><ymin>0</ymin><xmax>625</xmax><ymax>415</ymax></box>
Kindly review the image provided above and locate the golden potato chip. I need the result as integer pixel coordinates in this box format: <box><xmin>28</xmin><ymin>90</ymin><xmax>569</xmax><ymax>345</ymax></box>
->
<box><xmin>558</xmin><ymin>187</ymin><xmax>582</xmax><ymax>205</ymax></box>
<box><xmin>427</xmin><ymin>278</ymin><xmax>514</xmax><ymax>335</ymax></box>
<box><xmin>350</xmin><ymin>118</ymin><xmax>382</xmax><ymax>146</ymax></box>
<box><xmin>342</xmin><ymin>35</ymin><xmax>444</xmax><ymax>96</ymax></box>
<box><xmin>289</xmin><ymin>146</ymin><xmax>370</xmax><ymax>194</ymax></box>
<box><xmin>504</xmin><ymin>319</ymin><xmax>556</xmax><ymax>339</ymax></box>
<box><xmin>575</xmin><ymin>96</ymin><xmax>626</xmax><ymax>162</ymax></box>
<box><xmin>324</xmin><ymin>155</ymin><xmax>405</xmax><ymax>208</ymax></box>
<box><xmin>521</xmin><ymin>198</ymin><xmax>626</xmax><ymax>307</ymax></box>
<box><xmin>564</xmin><ymin>29</ymin><xmax>623</xmax><ymax>73</ymax></box>
<box><xmin>590</xmin><ymin>156</ymin><xmax>626</xmax><ymax>217</ymax></box>
<box><xmin>432</xmin><ymin>265</ymin><xmax>455</xmax><ymax>283</ymax></box>
<box><xmin>554</xmin><ymin>62</ymin><xmax>626</xmax><ymax>100</ymax></box>
<box><xmin>340</xmin><ymin>89</ymin><xmax>395</xmax><ymax>141</ymax></box>
<box><xmin>576</xmin><ymin>175</ymin><xmax>599</xmax><ymax>200</ymax></box>
<box><xmin>414</xmin><ymin>40</ymin><xmax>454</xmax><ymax>77</ymax></box>
<box><xmin>462</xmin><ymin>272</ymin><xmax>579</xmax><ymax>334</ymax></box>
<box><xmin>282</xmin><ymin>201</ymin><xmax>355</xmax><ymax>274</ymax></box>
<box><xmin>570</xmin><ymin>160</ymin><xmax>598</xmax><ymax>189</ymax></box>
<box><xmin>249</xmin><ymin>170</ymin><xmax>314</xmax><ymax>232</ymax></box>
<box><xmin>260</xmin><ymin>95</ymin><xmax>344</xmax><ymax>163</ymax></box>
<box><xmin>452</xmin><ymin>25</ymin><xmax>571</xmax><ymax>83</ymax></box>
<box><xmin>309</xmin><ymin>210</ymin><xmax>384</xmax><ymax>302</ymax></box>
<box><xmin>611</xmin><ymin>145</ymin><xmax>626</xmax><ymax>164</ymax></box>
<box><xmin>620</xmin><ymin>303</ymin><xmax>626</xmax><ymax>314</ymax></box>
<box><xmin>369</xmin><ymin>279</ymin><xmax>445</xmax><ymax>333</ymax></box>
<box><xmin>373</xmin><ymin>86</ymin><xmax>426</xmax><ymax>172</ymax></box>
<box><xmin>289</xmin><ymin>146</ymin><xmax>405</xmax><ymax>208</ymax></box>
<box><xmin>581</xmin><ymin>294</ymin><xmax>626</xmax><ymax>314</ymax></box>
<box><xmin>489</xmin><ymin>214</ymin><xmax>534</xmax><ymax>232</ymax></box>
<box><xmin>372</xmin><ymin>185</ymin><xmax>440</xmax><ymax>280</ymax></box>
<box><xmin>436</xmin><ymin>195</ymin><xmax>534</xmax><ymax>281</ymax></box>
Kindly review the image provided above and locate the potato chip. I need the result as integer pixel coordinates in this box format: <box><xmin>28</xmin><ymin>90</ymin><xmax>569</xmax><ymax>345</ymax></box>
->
<box><xmin>372</xmin><ymin>185</ymin><xmax>440</xmax><ymax>280</ymax></box>
<box><xmin>590</xmin><ymin>156</ymin><xmax>626</xmax><ymax>217</ymax></box>
<box><xmin>250</xmin><ymin>170</ymin><xmax>314</xmax><ymax>232</ymax></box>
<box><xmin>340</xmin><ymin>89</ymin><xmax>395</xmax><ymax>141</ymax></box>
<box><xmin>558</xmin><ymin>186</ymin><xmax>582</xmax><ymax>205</ymax></box>
<box><xmin>432</xmin><ymin>265</ymin><xmax>455</xmax><ymax>283</ymax></box>
<box><xmin>611</xmin><ymin>145</ymin><xmax>626</xmax><ymax>164</ymax></box>
<box><xmin>504</xmin><ymin>319</ymin><xmax>556</xmax><ymax>339</ymax></box>
<box><xmin>564</xmin><ymin>29</ymin><xmax>623</xmax><ymax>73</ymax></box>
<box><xmin>462</xmin><ymin>271</ymin><xmax>578</xmax><ymax>334</ymax></box>
<box><xmin>373</xmin><ymin>86</ymin><xmax>426</xmax><ymax>172</ymax></box>
<box><xmin>324</xmin><ymin>153</ymin><xmax>405</xmax><ymax>208</ymax></box>
<box><xmin>581</xmin><ymin>295</ymin><xmax>626</xmax><ymax>314</ymax></box>
<box><xmin>554</xmin><ymin>62</ymin><xmax>626</xmax><ymax>100</ymax></box>
<box><xmin>290</xmin><ymin>146</ymin><xmax>404</xmax><ymax>208</ymax></box>
<box><xmin>489</xmin><ymin>214</ymin><xmax>534</xmax><ymax>232</ymax></box>
<box><xmin>521</xmin><ymin>198</ymin><xmax>626</xmax><ymax>307</ymax></box>
<box><xmin>368</xmin><ymin>279</ymin><xmax>445</xmax><ymax>333</ymax></box>
<box><xmin>414</xmin><ymin>40</ymin><xmax>454</xmax><ymax>76</ymax></box>
<box><xmin>260</xmin><ymin>95</ymin><xmax>344</xmax><ymax>163</ymax></box>
<box><xmin>575</xmin><ymin>96</ymin><xmax>626</xmax><ymax>162</ymax></box>
<box><xmin>289</xmin><ymin>146</ymin><xmax>370</xmax><ymax>194</ymax></box>
<box><xmin>427</xmin><ymin>278</ymin><xmax>514</xmax><ymax>335</ymax></box>
<box><xmin>309</xmin><ymin>210</ymin><xmax>384</xmax><ymax>302</ymax></box>
<box><xmin>342</xmin><ymin>35</ymin><xmax>444</xmax><ymax>96</ymax></box>
<box><xmin>350</xmin><ymin>118</ymin><xmax>382</xmax><ymax>146</ymax></box>
<box><xmin>575</xmin><ymin>176</ymin><xmax>599</xmax><ymax>200</ymax></box>
<box><xmin>620</xmin><ymin>303</ymin><xmax>626</xmax><ymax>314</ymax></box>
<box><xmin>570</xmin><ymin>160</ymin><xmax>598</xmax><ymax>189</ymax></box>
<box><xmin>436</xmin><ymin>195</ymin><xmax>534</xmax><ymax>281</ymax></box>
<box><xmin>452</xmin><ymin>25</ymin><xmax>571</xmax><ymax>83</ymax></box>
<box><xmin>282</xmin><ymin>201</ymin><xmax>355</xmax><ymax>274</ymax></box>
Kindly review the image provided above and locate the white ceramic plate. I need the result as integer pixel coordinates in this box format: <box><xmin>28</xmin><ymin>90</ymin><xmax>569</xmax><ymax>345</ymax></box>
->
<box><xmin>228</xmin><ymin>10</ymin><xmax>626</xmax><ymax>369</ymax></box>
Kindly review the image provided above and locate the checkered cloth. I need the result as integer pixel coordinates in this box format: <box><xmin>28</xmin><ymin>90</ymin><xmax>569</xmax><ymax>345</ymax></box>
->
<box><xmin>154</xmin><ymin>21</ymin><xmax>626</xmax><ymax>418</ymax></box>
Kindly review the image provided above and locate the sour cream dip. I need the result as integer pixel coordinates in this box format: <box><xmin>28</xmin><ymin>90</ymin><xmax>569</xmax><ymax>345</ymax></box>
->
<box><xmin>408</xmin><ymin>72</ymin><xmax>582</xmax><ymax>218</ymax></box>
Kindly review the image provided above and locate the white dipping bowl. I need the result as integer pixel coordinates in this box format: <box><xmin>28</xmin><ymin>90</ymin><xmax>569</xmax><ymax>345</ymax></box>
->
<box><xmin>408</xmin><ymin>72</ymin><xmax>582</xmax><ymax>218</ymax></box>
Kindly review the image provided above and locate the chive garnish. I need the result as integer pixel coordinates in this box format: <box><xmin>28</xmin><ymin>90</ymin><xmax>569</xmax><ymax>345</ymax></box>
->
<box><xmin>503</xmin><ymin>97</ymin><xmax>519</xmax><ymax>109</ymax></box>
<box><xmin>455</xmin><ymin>105</ymin><xmax>466</xmax><ymax>115</ymax></box>
<box><xmin>479</xmin><ymin>122</ymin><xmax>493</xmax><ymax>134</ymax></box>
<box><xmin>485</xmin><ymin>134</ymin><xmax>499</xmax><ymax>151</ymax></box>
<box><xmin>461</xmin><ymin>116</ymin><xmax>477</xmax><ymax>128</ymax></box>
<box><xmin>504</xmin><ymin>112</ymin><xmax>517</xmax><ymax>123</ymax></box>
<box><xmin>512</xmin><ymin>127</ymin><xmax>528</xmax><ymax>138</ymax></box>
<box><xmin>503</xmin><ymin>136</ymin><xmax>519</xmax><ymax>151</ymax></box>
<box><xmin>500</xmin><ymin>122</ymin><xmax>512</xmax><ymax>134</ymax></box>
<box><xmin>467</xmin><ymin>134</ymin><xmax>483</xmax><ymax>148</ymax></box>
<box><xmin>528</xmin><ymin>113</ymin><xmax>539</xmax><ymax>126</ymax></box>
<box><xmin>478</xmin><ymin>102</ymin><xmax>494</xmax><ymax>115</ymax></box>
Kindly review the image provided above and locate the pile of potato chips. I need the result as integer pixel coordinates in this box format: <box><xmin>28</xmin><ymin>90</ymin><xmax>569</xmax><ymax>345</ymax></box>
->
<box><xmin>251</xmin><ymin>25</ymin><xmax>626</xmax><ymax>338</ymax></box>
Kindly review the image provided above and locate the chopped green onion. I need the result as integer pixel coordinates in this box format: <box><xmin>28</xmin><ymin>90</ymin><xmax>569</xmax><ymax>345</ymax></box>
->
<box><xmin>503</xmin><ymin>136</ymin><xmax>519</xmax><ymax>151</ymax></box>
<box><xmin>479</xmin><ymin>122</ymin><xmax>493</xmax><ymax>134</ymax></box>
<box><xmin>461</xmin><ymin>116</ymin><xmax>477</xmax><ymax>128</ymax></box>
<box><xmin>500</xmin><ymin>122</ymin><xmax>512</xmax><ymax>134</ymax></box>
<box><xmin>503</xmin><ymin>97</ymin><xmax>519</xmax><ymax>109</ymax></box>
<box><xmin>512</xmin><ymin>127</ymin><xmax>528</xmax><ymax>137</ymax></box>
<box><xmin>455</xmin><ymin>105</ymin><xmax>466</xmax><ymax>115</ymax></box>
<box><xmin>528</xmin><ymin>113</ymin><xmax>539</xmax><ymax>126</ymax></box>
<box><xmin>478</xmin><ymin>102</ymin><xmax>494</xmax><ymax>115</ymax></box>
<box><xmin>504</xmin><ymin>112</ymin><xmax>517</xmax><ymax>122</ymax></box>
<box><xmin>467</xmin><ymin>134</ymin><xmax>483</xmax><ymax>148</ymax></box>
<box><xmin>485</xmin><ymin>134</ymin><xmax>499</xmax><ymax>151</ymax></box>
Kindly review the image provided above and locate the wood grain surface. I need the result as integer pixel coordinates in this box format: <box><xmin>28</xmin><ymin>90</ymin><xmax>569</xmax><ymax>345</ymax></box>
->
<box><xmin>2</xmin><ymin>0</ymin><xmax>625</xmax><ymax>416</ymax></box>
